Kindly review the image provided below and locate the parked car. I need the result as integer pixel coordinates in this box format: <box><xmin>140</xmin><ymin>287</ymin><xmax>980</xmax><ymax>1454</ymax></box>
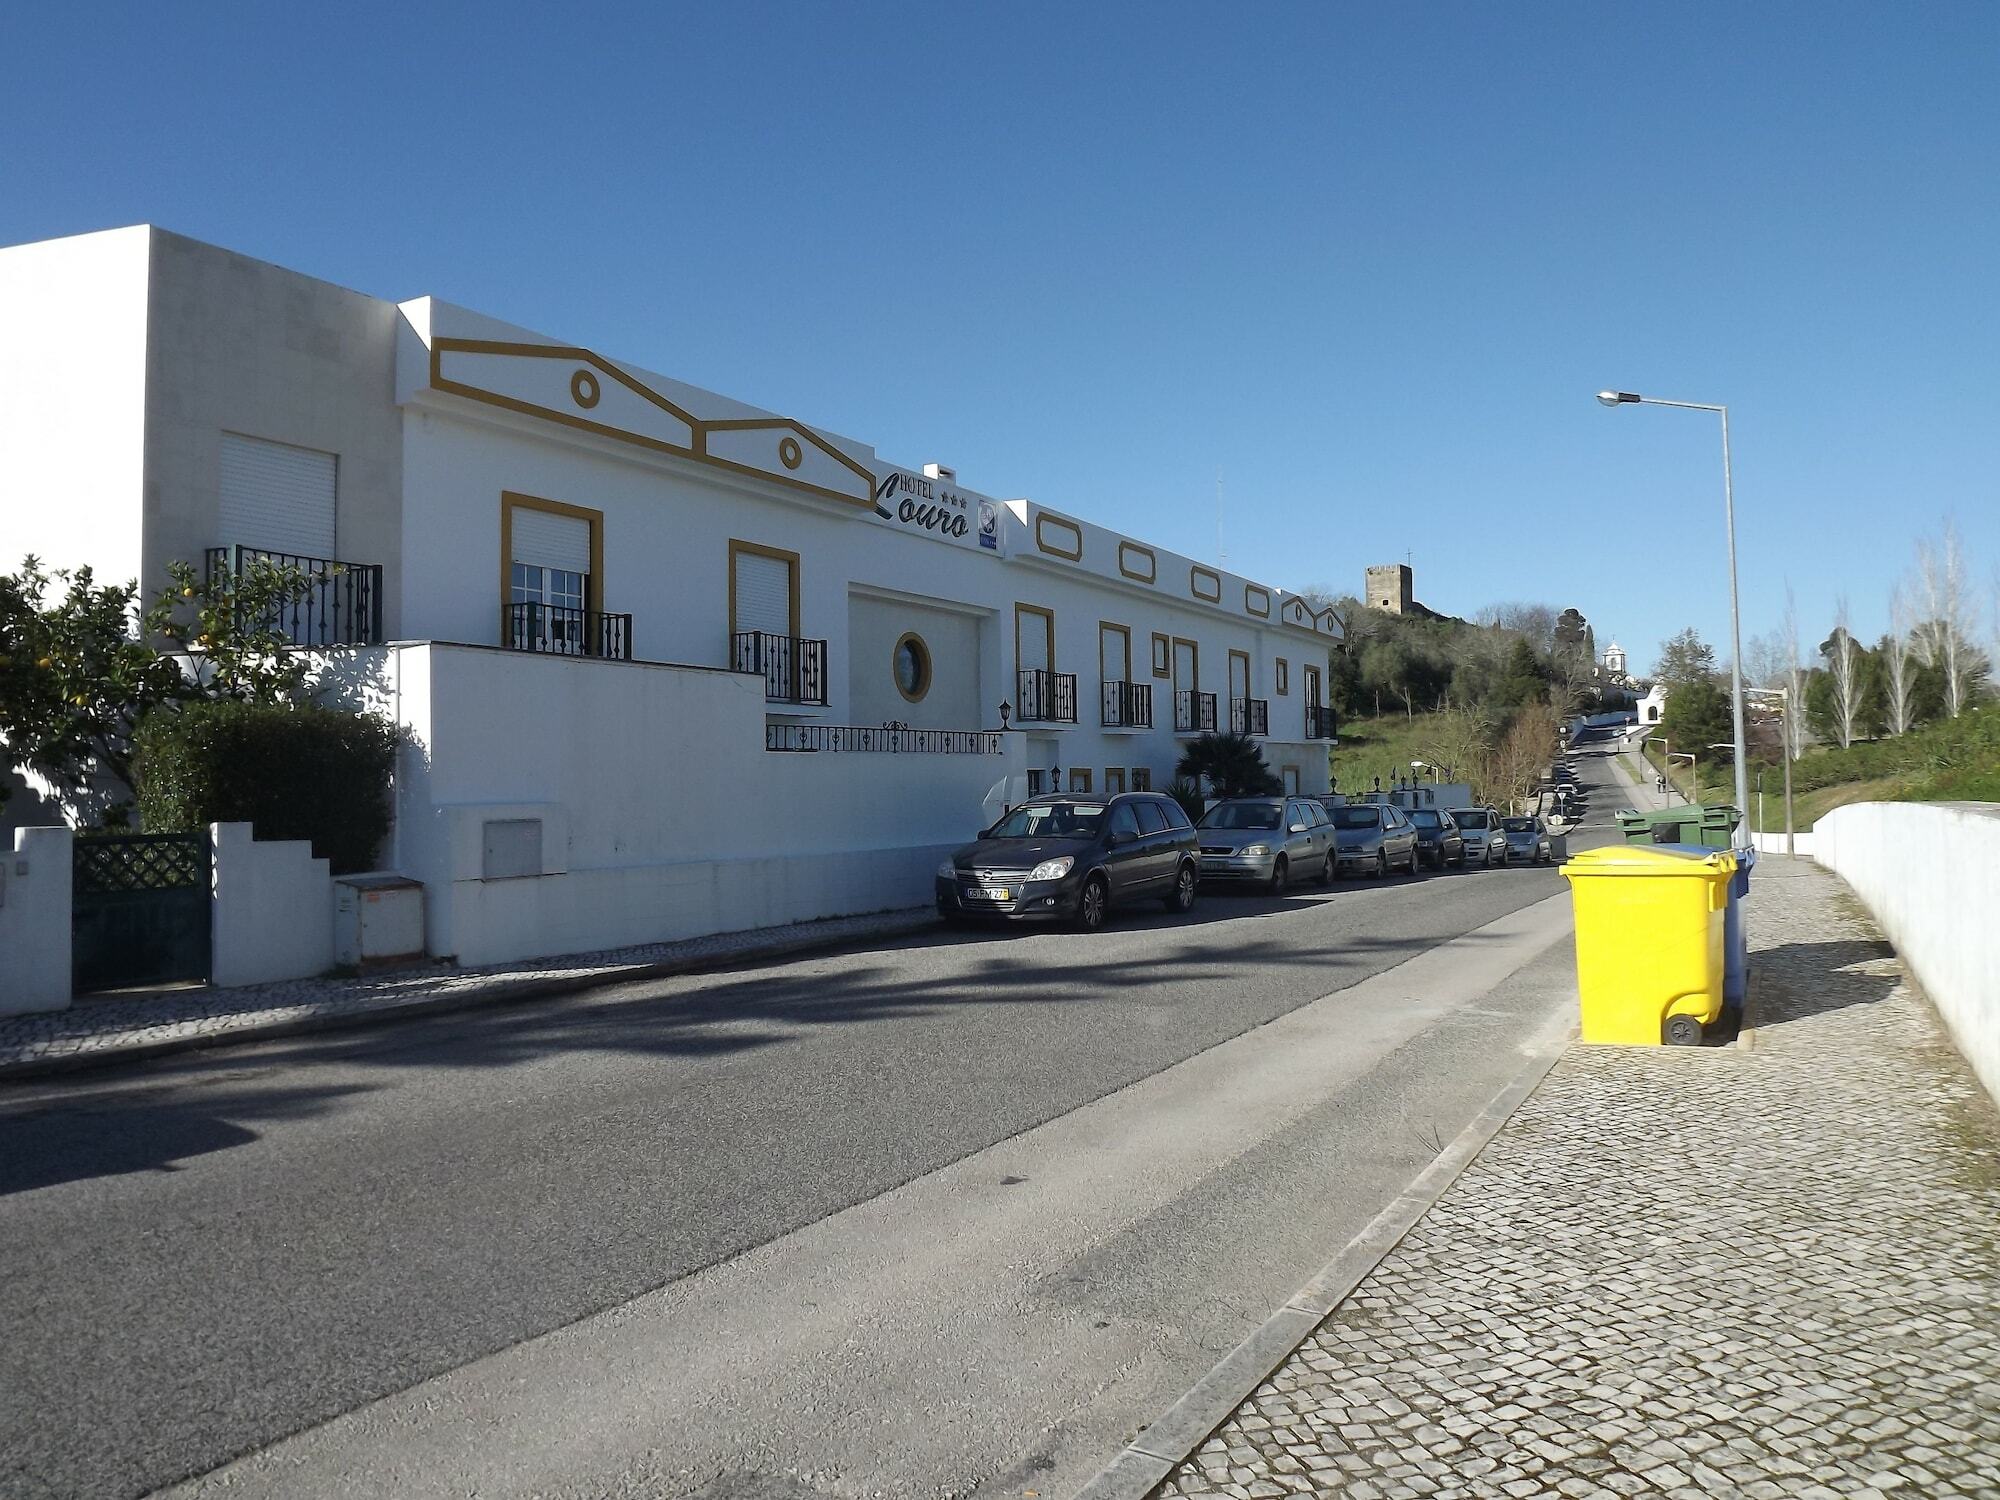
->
<box><xmin>1407</xmin><ymin>807</ymin><xmax>1466</xmax><ymax>869</ymax></box>
<box><xmin>1452</xmin><ymin>806</ymin><xmax>1510</xmax><ymax>867</ymax></box>
<box><xmin>936</xmin><ymin>792</ymin><xmax>1199</xmax><ymax>931</ymax></box>
<box><xmin>1326</xmin><ymin>801</ymin><xmax>1421</xmax><ymax>877</ymax></box>
<box><xmin>1502</xmin><ymin>815</ymin><xmax>1554</xmax><ymax>864</ymax></box>
<box><xmin>1197</xmin><ymin>796</ymin><xmax>1336</xmax><ymax>891</ymax></box>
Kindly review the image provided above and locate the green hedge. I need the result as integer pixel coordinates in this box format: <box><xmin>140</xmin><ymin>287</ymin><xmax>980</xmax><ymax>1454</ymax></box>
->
<box><xmin>132</xmin><ymin>701</ymin><xmax>398</xmax><ymax>875</ymax></box>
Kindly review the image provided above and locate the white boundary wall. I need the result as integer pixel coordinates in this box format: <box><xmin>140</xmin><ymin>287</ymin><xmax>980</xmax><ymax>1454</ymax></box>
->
<box><xmin>313</xmin><ymin>643</ymin><xmax>1027</xmax><ymax>968</ymax></box>
<box><xmin>210</xmin><ymin>822</ymin><xmax>334</xmax><ymax>987</ymax></box>
<box><xmin>0</xmin><ymin>827</ymin><xmax>72</xmax><ymax>1015</ymax></box>
<box><xmin>1814</xmin><ymin>801</ymin><xmax>2000</xmax><ymax>1105</ymax></box>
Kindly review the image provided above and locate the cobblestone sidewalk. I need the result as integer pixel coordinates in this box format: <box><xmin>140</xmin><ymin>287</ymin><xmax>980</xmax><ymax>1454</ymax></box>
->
<box><xmin>0</xmin><ymin>907</ymin><xmax>932</xmax><ymax>1077</ymax></box>
<box><xmin>1151</xmin><ymin>856</ymin><xmax>2000</xmax><ymax>1499</ymax></box>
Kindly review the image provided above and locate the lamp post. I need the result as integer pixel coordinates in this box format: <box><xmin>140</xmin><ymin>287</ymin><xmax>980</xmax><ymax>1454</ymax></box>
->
<box><xmin>1597</xmin><ymin>390</ymin><xmax>1749</xmax><ymax>845</ymax></box>
<box><xmin>1642</xmin><ymin>734</ymin><xmax>1672</xmax><ymax>803</ymax></box>
<box><xmin>1668</xmin><ymin>751</ymin><xmax>1698</xmax><ymax>806</ymax></box>
<box><xmin>1746</xmin><ymin>685</ymin><xmax>1795</xmax><ymax>854</ymax></box>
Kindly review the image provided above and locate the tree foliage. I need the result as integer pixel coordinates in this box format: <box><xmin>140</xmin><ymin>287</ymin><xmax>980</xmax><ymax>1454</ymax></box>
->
<box><xmin>1654</xmin><ymin>627</ymin><xmax>1718</xmax><ymax>687</ymax></box>
<box><xmin>1173</xmin><ymin>731</ymin><xmax>1284</xmax><ymax>798</ymax></box>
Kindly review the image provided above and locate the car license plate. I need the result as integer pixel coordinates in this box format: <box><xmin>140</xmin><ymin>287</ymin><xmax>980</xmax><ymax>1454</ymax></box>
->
<box><xmin>973</xmin><ymin>886</ymin><xmax>1010</xmax><ymax>901</ymax></box>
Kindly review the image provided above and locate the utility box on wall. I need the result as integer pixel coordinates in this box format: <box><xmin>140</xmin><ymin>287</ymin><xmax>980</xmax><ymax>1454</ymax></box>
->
<box><xmin>333</xmin><ymin>873</ymin><xmax>426</xmax><ymax>968</ymax></box>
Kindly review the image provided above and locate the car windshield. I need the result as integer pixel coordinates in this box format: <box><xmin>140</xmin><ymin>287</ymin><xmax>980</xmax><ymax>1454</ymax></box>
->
<box><xmin>1331</xmin><ymin>807</ymin><xmax>1380</xmax><ymax>829</ymax></box>
<box><xmin>1455</xmin><ymin>811</ymin><xmax>1490</xmax><ymax>828</ymax></box>
<box><xmin>987</xmin><ymin>803</ymin><xmax>1105</xmax><ymax>839</ymax></box>
<box><xmin>1200</xmin><ymin>803</ymin><xmax>1281</xmax><ymax>830</ymax></box>
<box><xmin>1503</xmin><ymin>817</ymin><xmax>1536</xmax><ymax>832</ymax></box>
<box><xmin>1409</xmin><ymin>810</ymin><xmax>1442</xmax><ymax>827</ymax></box>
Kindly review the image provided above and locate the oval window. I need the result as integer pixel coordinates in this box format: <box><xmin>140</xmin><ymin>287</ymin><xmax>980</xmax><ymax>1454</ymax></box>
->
<box><xmin>893</xmin><ymin>634</ymin><xmax>931</xmax><ymax>701</ymax></box>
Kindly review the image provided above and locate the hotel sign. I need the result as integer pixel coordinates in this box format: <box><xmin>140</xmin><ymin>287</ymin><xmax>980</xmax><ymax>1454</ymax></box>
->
<box><xmin>873</xmin><ymin>470</ymin><xmax>994</xmax><ymax>551</ymax></box>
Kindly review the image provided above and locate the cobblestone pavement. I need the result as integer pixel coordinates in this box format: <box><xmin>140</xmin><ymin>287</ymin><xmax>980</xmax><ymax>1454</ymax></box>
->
<box><xmin>0</xmin><ymin>907</ymin><xmax>931</xmax><ymax>1075</ymax></box>
<box><xmin>1153</xmin><ymin>856</ymin><xmax>2000</xmax><ymax>1499</ymax></box>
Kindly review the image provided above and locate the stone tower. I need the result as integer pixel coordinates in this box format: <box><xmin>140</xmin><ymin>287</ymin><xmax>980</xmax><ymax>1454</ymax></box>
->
<box><xmin>1365</xmin><ymin>563</ymin><xmax>1413</xmax><ymax>615</ymax></box>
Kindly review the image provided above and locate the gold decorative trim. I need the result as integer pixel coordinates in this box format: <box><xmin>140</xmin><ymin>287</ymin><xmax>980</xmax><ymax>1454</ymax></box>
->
<box><xmin>1151</xmin><ymin>631</ymin><xmax>1170</xmax><ymax>678</ymax></box>
<box><xmin>1281</xmin><ymin>764</ymin><xmax>1302</xmax><ymax>794</ymax></box>
<box><xmin>1275</xmin><ymin>658</ymin><xmax>1290</xmax><ymax>696</ymax></box>
<box><xmin>1228</xmin><ymin>648</ymin><xmax>1252</xmax><ymax>702</ymax></box>
<box><xmin>500</xmin><ymin>492</ymin><xmax>606</xmax><ymax>640</ymax></box>
<box><xmin>1190</xmin><ymin>565</ymin><xmax>1222</xmax><ymax>603</ymax></box>
<box><xmin>1069</xmin><ymin>767</ymin><xmax>1092</xmax><ymax>793</ymax></box>
<box><xmin>1172</xmin><ymin>637</ymin><xmax>1199</xmax><ymax>692</ymax></box>
<box><xmin>1304</xmin><ymin>664</ymin><xmax>1323</xmax><ymax>708</ymax></box>
<box><xmin>570</xmin><ymin>369</ymin><xmax>601</xmax><ymax>409</ymax></box>
<box><xmin>727</xmin><ymin>539</ymin><xmax>801</xmax><ymax>640</ymax></box>
<box><xmin>1105</xmin><ymin>767</ymin><xmax>1127</xmax><ymax>794</ymax></box>
<box><xmin>1245</xmin><ymin>584</ymin><xmax>1271</xmax><ymax>618</ymax></box>
<box><xmin>430</xmin><ymin>337</ymin><xmax>871</xmax><ymax>511</ymax></box>
<box><xmin>1117</xmin><ymin>541</ymin><xmax>1156</xmax><ymax>584</ymax></box>
<box><xmin>892</xmin><ymin>631</ymin><xmax>932</xmax><ymax>704</ymax></box>
<box><xmin>1034</xmin><ymin>513</ymin><xmax>1084</xmax><ymax>562</ymax></box>
<box><xmin>778</xmin><ymin>436</ymin><xmax>803</xmax><ymax>470</ymax></box>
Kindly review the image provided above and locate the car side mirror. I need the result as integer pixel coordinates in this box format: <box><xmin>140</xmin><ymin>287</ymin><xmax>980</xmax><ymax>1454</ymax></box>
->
<box><xmin>1289</xmin><ymin>823</ymin><xmax>1308</xmax><ymax>834</ymax></box>
<box><xmin>1108</xmin><ymin>830</ymin><xmax>1132</xmax><ymax>847</ymax></box>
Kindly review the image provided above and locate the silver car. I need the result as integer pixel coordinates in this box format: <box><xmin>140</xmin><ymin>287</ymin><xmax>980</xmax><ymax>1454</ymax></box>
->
<box><xmin>1502</xmin><ymin>815</ymin><xmax>1554</xmax><ymax>864</ymax></box>
<box><xmin>1196</xmin><ymin>796</ymin><xmax>1336</xmax><ymax>891</ymax></box>
<box><xmin>1452</xmin><ymin>806</ymin><xmax>1511</xmax><ymax>867</ymax></box>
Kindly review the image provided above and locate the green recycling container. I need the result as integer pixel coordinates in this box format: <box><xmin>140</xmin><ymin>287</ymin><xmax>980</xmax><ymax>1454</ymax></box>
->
<box><xmin>1614</xmin><ymin>804</ymin><xmax>1742</xmax><ymax>851</ymax></box>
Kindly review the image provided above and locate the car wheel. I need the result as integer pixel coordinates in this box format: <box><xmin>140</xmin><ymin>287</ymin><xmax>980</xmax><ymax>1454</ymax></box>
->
<box><xmin>1163</xmin><ymin>860</ymin><xmax>1197</xmax><ymax>914</ymax></box>
<box><xmin>1374</xmin><ymin>851</ymin><xmax>1388</xmax><ymax>879</ymax></box>
<box><xmin>1076</xmin><ymin>874</ymin><xmax>1109</xmax><ymax>932</ymax></box>
<box><xmin>1269</xmin><ymin>855</ymin><xmax>1288</xmax><ymax>894</ymax></box>
<box><xmin>1319</xmin><ymin>851</ymin><xmax>1335</xmax><ymax>886</ymax></box>
<box><xmin>1406</xmin><ymin>845</ymin><xmax>1421</xmax><ymax>875</ymax></box>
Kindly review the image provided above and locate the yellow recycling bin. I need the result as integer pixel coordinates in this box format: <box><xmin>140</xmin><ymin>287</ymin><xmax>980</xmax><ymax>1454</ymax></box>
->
<box><xmin>1561</xmin><ymin>844</ymin><xmax>1737</xmax><ymax>1046</ymax></box>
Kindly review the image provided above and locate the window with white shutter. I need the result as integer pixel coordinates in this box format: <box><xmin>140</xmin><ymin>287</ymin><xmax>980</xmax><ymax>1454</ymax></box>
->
<box><xmin>731</xmin><ymin>545</ymin><xmax>796</xmax><ymax>638</ymax></box>
<box><xmin>218</xmin><ymin>434</ymin><xmax>337</xmax><ymax>558</ymax></box>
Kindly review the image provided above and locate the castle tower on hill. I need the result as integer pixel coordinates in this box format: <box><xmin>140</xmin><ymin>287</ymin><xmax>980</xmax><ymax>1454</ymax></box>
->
<box><xmin>1604</xmin><ymin>641</ymin><xmax>1628</xmax><ymax>676</ymax></box>
<box><xmin>1365</xmin><ymin>563</ymin><xmax>1414</xmax><ymax>615</ymax></box>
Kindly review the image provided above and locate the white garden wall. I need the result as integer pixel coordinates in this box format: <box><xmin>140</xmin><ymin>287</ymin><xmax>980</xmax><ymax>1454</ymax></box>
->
<box><xmin>1814</xmin><ymin>801</ymin><xmax>2000</xmax><ymax>1105</ymax></box>
<box><xmin>0</xmin><ymin>826</ymin><xmax>72</xmax><ymax>1016</ymax></box>
<box><xmin>210</xmin><ymin>822</ymin><xmax>334</xmax><ymax>987</ymax></box>
<box><xmin>312</xmin><ymin>642</ymin><xmax>1027</xmax><ymax>968</ymax></box>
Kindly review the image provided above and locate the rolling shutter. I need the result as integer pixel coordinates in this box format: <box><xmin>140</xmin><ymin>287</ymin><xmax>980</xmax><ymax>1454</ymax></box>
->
<box><xmin>218</xmin><ymin>434</ymin><xmax>336</xmax><ymax>558</ymax></box>
<box><xmin>733</xmin><ymin>549</ymin><xmax>793</xmax><ymax>637</ymax></box>
<box><xmin>510</xmin><ymin>507</ymin><xmax>592</xmax><ymax>575</ymax></box>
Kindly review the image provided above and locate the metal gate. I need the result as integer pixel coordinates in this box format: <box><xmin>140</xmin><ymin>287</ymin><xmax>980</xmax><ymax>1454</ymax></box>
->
<box><xmin>72</xmin><ymin>832</ymin><xmax>212</xmax><ymax>993</ymax></box>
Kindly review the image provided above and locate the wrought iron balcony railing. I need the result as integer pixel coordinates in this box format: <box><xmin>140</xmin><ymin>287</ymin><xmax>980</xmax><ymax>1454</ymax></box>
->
<box><xmin>1305</xmin><ymin>705</ymin><xmax>1339</xmax><ymax>739</ymax></box>
<box><xmin>504</xmin><ymin>602</ymin><xmax>633</xmax><ymax>660</ymax></box>
<box><xmin>1174</xmin><ymin>689</ymin><xmax>1218</xmax><ymax>733</ymax></box>
<box><xmin>766</xmin><ymin>724</ymin><xmax>1004</xmax><ymax>754</ymax></box>
<box><xmin>1101</xmin><ymin>679</ymin><xmax>1153</xmax><ymax>728</ymax></box>
<box><xmin>733</xmin><ymin>631</ymin><xmax>829</xmax><ymax>705</ymax></box>
<box><xmin>1015</xmin><ymin>669</ymin><xmax>1078</xmax><ymax>723</ymax></box>
<box><xmin>1231</xmin><ymin>696</ymin><xmax>1270</xmax><ymax>736</ymax></box>
<box><xmin>203</xmin><ymin>546</ymin><xmax>383</xmax><ymax>647</ymax></box>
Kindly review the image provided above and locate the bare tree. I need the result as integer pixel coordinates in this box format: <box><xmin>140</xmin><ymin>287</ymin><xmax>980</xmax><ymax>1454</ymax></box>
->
<box><xmin>1826</xmin><ymin>597</ymin><xmax>1859</xmax><ymax>749</ymax></box>
<box><xmin>1780</xmin><ymin>586</ymin><xmax>1808</xmax><ymax>760</ymax></box>
<box><xmin>1914</xmin><ymin>520</ymin><xmax>1984</xmax><ymax>716</ymax></box>
<box><xmin>1881</xmin><ymin>581</ymin><xmax>1916</xmax><ymax>735</ymax></box>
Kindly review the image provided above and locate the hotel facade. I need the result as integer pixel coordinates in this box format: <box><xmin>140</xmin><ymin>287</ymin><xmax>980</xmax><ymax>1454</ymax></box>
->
<box><xmin>0</xmin><ymin>227</ymin><xmax>1341</xmax><ymax>967</ymax></box>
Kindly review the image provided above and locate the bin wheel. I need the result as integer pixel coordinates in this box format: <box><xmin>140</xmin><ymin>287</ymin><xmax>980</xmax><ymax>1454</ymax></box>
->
<box><xmin>1663</xmin><ymin>1014</ymin><xmax>1703</xmax><ymax>1047</ymax></box>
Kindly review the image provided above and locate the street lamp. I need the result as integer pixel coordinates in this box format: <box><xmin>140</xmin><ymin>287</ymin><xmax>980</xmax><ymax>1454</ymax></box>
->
<box><xmin>1596</xmin><ymin>389</ymin><xmax>1749</xmax><ymax>845</ymax></box>
<box><xmin>1642</xmin><ymin>734</ymin><xmax>1673</xmax><ymax>802</ymax></box>
<box><xmin>1746</xmin><ymin>685</ymin><xmax>1795</xmax><ymax>855</ymax></box>
<box><xmin>1668</xmin><ymin>751</ymin><xmax>1698</xmax><ymax>806</ymax></box>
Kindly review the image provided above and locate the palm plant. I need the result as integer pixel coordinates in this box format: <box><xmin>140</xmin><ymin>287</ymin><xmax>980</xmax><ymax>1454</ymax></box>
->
<box><xmin>1173</xmin><ymin>732</ymin><xmax>1283</xmax><ymax>799</ymax></box>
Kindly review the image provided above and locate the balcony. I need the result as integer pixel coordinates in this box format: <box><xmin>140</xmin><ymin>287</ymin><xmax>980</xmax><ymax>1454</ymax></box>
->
<box><xmin>1016</xmin><ymin>669</ymin><xmax>1078</xmax><ymax>724</ymax></box>
<box><xmin>766</xmin><ymin>724</ymin><xmax>1003</xmax><ymax>754</ymax></box>
<box><xmin>504</xmin><ymin>602</ymin><xmax>633</xmax><ymax>660</ymax></box>
<box><xmin>204</xmin><ymin>546</ymin><xmax>383</xmax><ymax>647</ymax></box>
<box><xmin>1174</xmin><ymin>689</ymin><xmax>1218</xmax><ymax>734</ymax></box>
<box><xmin>1305</xmin><ymin>705</ymin><xmax>1339</xmax><ymax>740</ymax></box>
<box><xmin>1101</xmin><ymin>679</ymin><xmax>1154</xmax><ymax>729</ymax></box>
<box><xmin>1231</xmin><ymin>697</ymin><xmax>1270</xmax><ymax>736</ymax></box>
<box><xmin>733</xmin><ymin>630</ymin><xmax>829</xmax><ymax>706</ymax></box>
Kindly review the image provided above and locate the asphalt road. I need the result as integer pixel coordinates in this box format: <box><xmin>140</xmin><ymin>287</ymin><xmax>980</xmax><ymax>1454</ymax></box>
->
<box><xmin>0</xmin><ymin>743</ymin><xmax>1624</xmax><ymax>1500</ymax></box>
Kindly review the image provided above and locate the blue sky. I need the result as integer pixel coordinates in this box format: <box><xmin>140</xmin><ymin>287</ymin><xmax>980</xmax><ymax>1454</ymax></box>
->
<box><xmin>5</xmin><ymin>4</ymin><xmax>1995</xmax><ymax>672</ymax></box>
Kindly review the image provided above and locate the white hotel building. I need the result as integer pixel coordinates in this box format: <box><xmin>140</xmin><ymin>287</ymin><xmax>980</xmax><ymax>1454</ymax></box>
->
<box><xmin>0</xmin><ymin>227</ymin><xmax>1341</xmax><ymax>967</ymax></box>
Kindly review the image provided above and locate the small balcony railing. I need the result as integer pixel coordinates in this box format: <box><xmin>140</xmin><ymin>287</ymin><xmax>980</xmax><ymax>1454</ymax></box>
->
<box><xmin>766</xmin><ymin>724</ymin><xmax>1004</xmax><ymax>754</ymax></box>
<box><xmin>1016</xmin><ymin>669</ymin><xmax>1078</xmax><ymax>723</ymax></box>
<box><xmin>204</xmin><ymin>546</ymin><xmax>383</xmax><ymax>647</ymax></box>
<box><xmin>733</xmin><ymin>631</ymin><xmax>829</xmax><ymax>705</ymax></box>
<box><xmin>504</xmin><ymin>602</ymin><xmax>633</xmax><ymax>660</ymax></box>
<box><xmin>1174</xmin><ymin>689</ymin><xmax>1218</xmax><ymax>733</ymax></box>
<box><xmin>1231</xmin><ymin>697</ymin><xmax>1269</xmax><ymax>736</ymax></box>
<box><xmin>1305</xmin><ymin>705</ymin><xmax>1339</xmax><ymax>739</ymax></box>
<box><xmin>1101</xmin><ymin>679</ymin><xmax>1153</xmax><ymax>728</ymax></box>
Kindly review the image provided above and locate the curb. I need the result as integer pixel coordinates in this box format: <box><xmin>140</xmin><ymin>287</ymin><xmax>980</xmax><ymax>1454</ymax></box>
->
<box><xmin>1069</xmin><ymin>1032</ymin><xmax>1572</xmax><ymax>1500</ymax></box>
<box><xmin>0</xmin><ymin>912</ymin><xmax>938</xmax><ymax>1085</ymax></box>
